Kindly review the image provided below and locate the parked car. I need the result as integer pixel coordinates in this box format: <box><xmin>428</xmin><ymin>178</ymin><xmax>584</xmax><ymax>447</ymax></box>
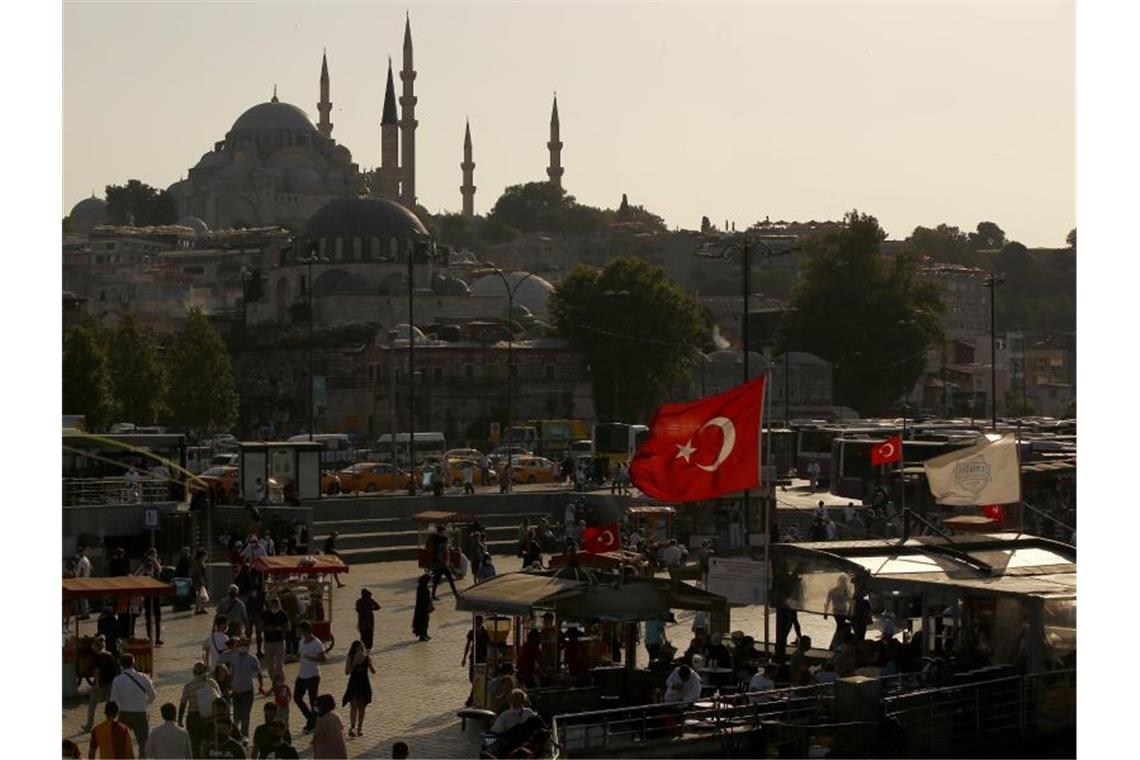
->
<box><xmin>336</xmin><ymin>462</ymin><xmax>411</xmax><ymax>493</ymax></box>
<box><xmin>489</xmin><ymin>446</ymin><xmax>533</xmax><ymax>465</ymax></box>
<box><xmin>445</xmin><ymin>448</ymin><xmax>484</xmax><ymax>462</ymax></box>
<box><xmin>511</xmin><ymin>456</ymin><xmax>560</xmax><ymax>484</ymax></box>
<box><xmin>447</xmin><ymin>459</ymin><xmax>498</xmax><ymax>487</ymax></box>
<box><xmin>194</xmin><ymin>467</ymin><xmax>283</xmax><ymax>504</ymax></box>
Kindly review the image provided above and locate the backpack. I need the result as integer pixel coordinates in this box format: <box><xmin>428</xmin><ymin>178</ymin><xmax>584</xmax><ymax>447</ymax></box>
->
<box><xmin>195</xmin><ymin>678</ymin><xmax>223</xmax><ymax>715</ymax></box>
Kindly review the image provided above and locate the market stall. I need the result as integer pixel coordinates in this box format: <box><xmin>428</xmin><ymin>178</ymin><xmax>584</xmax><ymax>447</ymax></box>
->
<box><xmin>250</xmin><ymin>553</ymin><xmax>348</xmax><ymax>652</ymax></box>
<box><xmin>62</xmin><ymin>576</ymin><xmax>174</xmax><ymax>697</ymax></box>
<box><xmin>414</xmin><ymin>510</ymin><xmax>476</xmax><ymax>578</ymax></box>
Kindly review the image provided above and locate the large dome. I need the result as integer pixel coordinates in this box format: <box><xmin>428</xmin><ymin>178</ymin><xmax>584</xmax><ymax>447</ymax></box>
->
<box><xmin>230</xmin><ymin>101</ymin><xmax>318</xmax><ymax>135</ymax></box>
<box><xmin>70</xmin><ymin>195</ymin><xmax>107</xmax><ymax>220</ymax></box>
<box><xmin>305</xmin><ymin>197</ymin><xmax>429</xmax><ymax>239</ymax></box>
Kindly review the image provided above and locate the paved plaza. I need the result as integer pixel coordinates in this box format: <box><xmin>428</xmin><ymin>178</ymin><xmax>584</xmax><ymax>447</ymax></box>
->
<box><xmin>63</xmin><ymin>554</ymin><xmax>844</xmax><ymax>759</ymax></box>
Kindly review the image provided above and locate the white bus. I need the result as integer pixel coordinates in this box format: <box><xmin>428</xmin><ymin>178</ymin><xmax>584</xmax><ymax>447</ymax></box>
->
<box><xmin>591</xmin><ymin>423</ymin><xmax>650</xmax><ymax>466</ymax></box>
<box><xmin>374</xmin><ymin>432</ymin><xmax>447</xmax><ymax>468</ymax></box>
<box><xmin>288</xmin><ymin>433</ymin><xmax>354</xmax><ymax>466</ymax></box>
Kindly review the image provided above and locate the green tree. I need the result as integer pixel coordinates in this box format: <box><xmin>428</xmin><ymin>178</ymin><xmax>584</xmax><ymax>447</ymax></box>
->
<box><xmin>435</xmin><ymin>212</ymin><xmax>484</xmax><ymax>254</ymax></box>
<box><xmin>549</xmin><ymin>256</ymin><xmax>712</xmax><ymax>421</ymax></box>
<box><xmin>104</xmin><ymin>179</ymin><xmax>178</xmax><ymax>226</ymax></box>
<box><xmin>968</xmin><ymin>221</ymin><xmax>1006</xmax><ymax>250</ymax></box>
<box><xmin>63</xmin><ymin>320</ymin><xmax>117</xmax><ymax>430</ymax></box>
<box><xmin>905</xmin><ymin>224</ymin><xmax>977</xmax><ymax>265</ymax></box>
<box><xmin>1066</xmin><ymin>228</ymin><xmax>1076</xmax><ymax>251</ymax></box>
<box><xmin>166</xmin><ymin>309</ymin><xmax>238</xmax><ymax>434</ymax></box>
<box><xmin>107</xmin><ymin>314</ymin><xmax>167</xmax><ymax>424</ymax></box>
<box><xmin>780</xmin><ymin>210</ymin><xmax>944</xmax><ymax>415</ymax></box>
<box><xmin>488</xmin><ymin>181</ymin><xmax>575</xmax><ymax>233</ymax></box>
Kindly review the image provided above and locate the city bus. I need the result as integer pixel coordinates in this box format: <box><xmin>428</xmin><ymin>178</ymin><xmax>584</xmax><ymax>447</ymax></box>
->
<box><xmin>592</xmin><ymin>422</ymin><xmax>650</xmax><ymax>466</ymax></box>
<box><xmin>287</xmin><ymin>433</ymin><xmax>354</xmax><ymax>467</ymax></box>
<box><xmin>829</xmin><ymin>435</ymin><xmax>976</xmax><ymax>499</ymax></box>
<box><xmin>374</xmin><ymin>432</ymin><xmax>447</xmax><ymax>468</ymax></box>
<box><xmin>793</xmin><ymin>423</ymin><xmax>902</xmax><ymax>486</ymax></box>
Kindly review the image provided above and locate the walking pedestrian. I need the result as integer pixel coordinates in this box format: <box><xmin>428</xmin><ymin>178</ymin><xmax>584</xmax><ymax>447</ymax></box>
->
<box><xmin>413</xmin><ymin>573</ymin><xmax>433</xmax><ymax>641</ymax></box>
<box><xmin>75</xmin><ymin>545</ymin><xmax>93</xmax><ymax>619</ymax></box>
<box><xmin>217</xmin><ymin>584</ymin><xmax>248</xmax><ymax>637</ymax></box>
<box><xmin>252</xmin><ymin>703</ymin><xmax>294</xmax><ymax>758</ymax></box>
<box><xmin>89</xmin><ymin>701</ymin><xmax>134</xmax><ymax>760</ymax></box>
<box><xmin>203</xmin><ymin>615</ymin><xmax>231</xmax><ymax>670</ymax></box>
<box><xmin>342</xmin><ymin>641</ymin><xmax>375</xmax><ymax>737</ymax></box>
<box><xmin>145</xmin><ymin>703</ymin><xmax>191</xmax><ymax>759</ymax></box>
<box><xmin>312</xmin><ymin>694</ymin><xmax>348</xmax><ymax>759</ymax></box>
<box><xmin>131</xmin><ymin>548</ymin><xmax>164</xmax><ymax>646</ymax></box>
<box><xmin>294</xmin><ymin>621</ymin><xmax>326</xmax><ymax>733</ymax></box>
<box><xmin>262</xmin><ymin>596</ymin><xmax>289</xmax><ymax>682</ymax></box>
<box><xmin>463</xmin><ymin>463</ymin><xmax>475</xmax><ymax>495</ymax></box>
<box><xmin>191</xmin><ymin>549</ymin><xmax>210</xmax><ymax>615</ymax></box>
<box><xmin>323</xmin><ymin>532</ymin><xmax>347</xmax><ymax>588</ymax></box>
<box><xmin>82</xmin><ymin>635</ymin><xmax>118</xmax><ymax>733</ymax></box>
<box><xmin>271</xmin><ymin>673</ymin><xmax>293</xmax><ymax>730</ymax></box>
<box><xmin>108</xmin><ymin>653</ymin><xmax>156</xmax><ymax>756</ymax></box>
<box><xmin>428</xmin><ymin>525</ymin><xmax>458</xmax><ymax>599</ymax></box>
<box><xmin>177</xmin><ymin>662</ymin><xmax>219</xmax><ymax>757</ymax></box>
<box><xmin>228</xmin><ymin>637</ymin><xmax>265</xmax><ymax>741</ymax></box>
<box><xmin>462</xmin><ymin>615</ymin><xmax>490</xmax><ymax>706</ymax></box>
<box><xmin>355</xmin><ymin>589</ymin><xmax>380</xmax><ymax>651</ymax></box>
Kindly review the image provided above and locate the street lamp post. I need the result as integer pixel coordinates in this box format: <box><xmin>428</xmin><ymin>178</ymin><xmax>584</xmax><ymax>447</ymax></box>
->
<box><xmin>407</xmin><ymin>239</ymin><xmax>433</xmax><ymax>496</ymax></box>
<box><xmin>482</xmin><ymin>266</ymin><xmax>541</xmax><ymax>494</ymax></box>
<box><xmin>300</xmin><ymin>251</ymin><xmax>329</xmax><ymax>441</ymax></box>
<box><xmin>695</xmin><ymin>233</ymin><xmax>796</xmax><ymax>658</ymax></box>
<box><xmin>985</xmin><ymin>271</ymin><xmax>1006</xmax><ymax>429</ymax></box>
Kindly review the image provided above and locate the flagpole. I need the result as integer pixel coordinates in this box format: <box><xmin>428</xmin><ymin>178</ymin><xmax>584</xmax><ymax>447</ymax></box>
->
<box><xmin>900</xmin><ymin>405</ymin><xmax>908</xmax><ymax>541</ymax></box>
<box><xmin>763</xmin><ymin>366</ymin><xmax>771</xmax><ymax>658</ymax></box>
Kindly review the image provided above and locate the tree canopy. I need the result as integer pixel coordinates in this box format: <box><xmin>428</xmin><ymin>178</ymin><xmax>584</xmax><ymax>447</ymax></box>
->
<box><xmin>485</xmin><ymin>182</ymin><xmax>665</xmax><ymax>238</ymax></box>
<box><xmin>780</xmin><ymin>210</ymin><xmax>944</xmax><ymax>415</ymax></box>
<box><xmin>63</xmin><ymin>320</ymin><xmax>117</xmax><ymax>431</ymax></box>
<box><xmin>549</xmin><ymin>256</ymin><xmax>712</xmax><ymax>421</ymax></box>
<box><xmin>105</xmin><ymin>179</ymin><xmax>178</xmax><ymax>226</ymax></box>
<box><xmin>107</xmin><ymin>314</ymin><xmax>167</xmax><ymax>425</ymax></box>
<box><xmin>165</xmin><ymin>309</ymin><xmax>238</xmax><ymax>433</ymax></box>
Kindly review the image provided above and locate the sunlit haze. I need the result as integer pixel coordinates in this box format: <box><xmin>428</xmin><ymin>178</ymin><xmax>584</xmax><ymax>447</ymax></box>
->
<box><xmin>63</xmin><ymin>1</ymin><xmax>1074</xmax><ymax>246</ymax></box>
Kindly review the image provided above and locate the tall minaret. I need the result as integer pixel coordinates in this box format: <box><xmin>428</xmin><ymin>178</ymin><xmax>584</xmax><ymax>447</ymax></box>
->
<box><xmin>317</xmin><ymin>50</ymin><xmax>333</xmax><ymax>138</ymax></box>
<box><xmin>379</xmin><ymin>58</ymin><xmax>401</xmax><ymax>201</ymax></box>
<box><xmin>547</xmin><ymin>94</ymin><xmax>564</xmax><ymax>191</ymax></box>
<box><xmin>460</xmin><ymin>120</ymin><xmax>476</xmax><ymax>219</ymax></box>
<box><xmin>399</xmin><ymin>12</ymin><xmax>418</xmax><ymax>206</ymax></box>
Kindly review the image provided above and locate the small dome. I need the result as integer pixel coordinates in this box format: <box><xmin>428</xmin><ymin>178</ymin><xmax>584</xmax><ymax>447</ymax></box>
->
<box><xmin>177</xmin><ymin>216</ymin><xmax>210</xmax><ymax>235</ymax></box>
<box><xmin>305</xmin><ymin>197</ymin><xmax>429</xmax><ymax>239</ymax></box>
<box><xmin>193</xmin><ymin>151</ymin><xmax>228</xmax><ymax>170</ymax></box>
<box><xmin>288</xmin><ymin>167</ymin><xmax>322</xmax><ymax>192</ymax></box>
<box><xmin>469</xmin><ymin>271</ymin><xmax>555</xmax><ymax>315</ymax></box>
<box><xmin>230</xmin><ymin>100</ymin><xmax>318</xmax><ymax>135</ymax></box>
<box><xmin>69</xmin><ymin>195</ymin><xmax>107</xmax><ymax>220</ymax></box>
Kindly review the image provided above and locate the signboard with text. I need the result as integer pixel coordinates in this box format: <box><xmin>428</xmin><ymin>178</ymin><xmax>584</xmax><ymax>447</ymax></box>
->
<box><xmin>706</xmin><ymin>556</ymin><xmax>767</xmax><ymax>606</ymax></box>
<box><xmin>143</xmin><ymin>507</ymin><xmax>161</xmax><ymax>532</ymax></box>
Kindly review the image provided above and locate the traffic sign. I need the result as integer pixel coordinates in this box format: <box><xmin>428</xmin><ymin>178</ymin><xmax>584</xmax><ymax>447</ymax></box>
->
<box><xmin>143</xmin><ymin>507</ymin><xmax>161</xmax><ymax>531</ymax></box>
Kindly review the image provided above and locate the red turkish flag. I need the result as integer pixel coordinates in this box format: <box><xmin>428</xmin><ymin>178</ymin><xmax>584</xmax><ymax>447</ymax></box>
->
<box><xmin>629</xmin><ymin>377</ymin><xmax>764</xmax><ymax>502</ymax></box>
<box><xmin>870</xmin><ymin>435</ymin><xmax>903</xmax><ymax>466</ymax></box>
<box><xmin>582</xmin><ymin>522</ymin><xmax>620</xmax><ymax>554</ymax></box>
<box><xmin>982</xmin><ymin>504</ymin><xmax>1006</xmax><ymax>522</ymax></box>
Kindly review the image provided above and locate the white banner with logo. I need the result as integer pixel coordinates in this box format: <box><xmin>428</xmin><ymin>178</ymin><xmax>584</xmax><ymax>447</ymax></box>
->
<box><xmin>924</xmin><ymin>434</ymin><xmax>1021</xmax><ymax>506</ymax></box>
<box><xmin>706</xmin><ymin>556</ymin><xmax>767</xmax><ymax>606</ymax></box>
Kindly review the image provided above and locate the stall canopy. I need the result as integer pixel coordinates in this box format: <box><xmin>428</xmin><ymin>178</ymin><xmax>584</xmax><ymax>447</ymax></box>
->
<box><xmin>251</xmin><ymin>553</ymin><xmax>349</xmax><ymax>576</ymax></box>
<box><xmin>63</xmin><ymin>577</ymin><xmax>175</xmax><ymax>599</ymax></box>
<box><xmin>456</xmin><ymin>571</ymin><xmax>727</xmax><ymax>622</ymax></box>
<box><xmin>413</xmin><ymin>510</ymin><xmax>476</xmax><ymax>524</ymax></box>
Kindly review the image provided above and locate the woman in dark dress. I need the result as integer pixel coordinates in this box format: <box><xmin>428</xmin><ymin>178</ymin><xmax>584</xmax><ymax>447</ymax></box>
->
<box><xmin>342</xmin><ymin>640</ymin><xmax>375</xmax><ymax>737</ymax></box>
<box><xmin>412</xmin><ymin>573</ymin><xmax>433</xmax><ymax>641</ymax></box>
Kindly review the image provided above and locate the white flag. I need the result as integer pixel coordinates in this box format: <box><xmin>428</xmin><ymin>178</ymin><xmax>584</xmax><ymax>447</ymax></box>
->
<box><xmin>923</xmin><ymin>434</ymin><xmax>1021</xmax><ymax>506</ymax></box>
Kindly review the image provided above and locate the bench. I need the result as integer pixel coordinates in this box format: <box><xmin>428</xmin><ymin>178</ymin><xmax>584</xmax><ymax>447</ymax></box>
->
<box><xmin>457</xmin><ymin>708</ymin><xmax>496</xmax><ymax>732</ymax></box>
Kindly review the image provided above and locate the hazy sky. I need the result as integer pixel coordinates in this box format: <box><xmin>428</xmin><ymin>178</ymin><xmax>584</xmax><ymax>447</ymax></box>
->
<box><xmin>63</xmin><ymin>1</ymin><xmax>1074</xmax><ymax>246</ymax></box>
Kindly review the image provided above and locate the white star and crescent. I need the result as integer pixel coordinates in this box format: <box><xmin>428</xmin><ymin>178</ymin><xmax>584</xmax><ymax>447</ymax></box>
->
<box><xmin>879</xmin><ymin>442</ymin><xmax>895</xmax><ymax>459</ymax></box>
<box><xmin>673</xmin><ymin>417</ymin><xmax>737</xmax><ymax>472</ymax></box>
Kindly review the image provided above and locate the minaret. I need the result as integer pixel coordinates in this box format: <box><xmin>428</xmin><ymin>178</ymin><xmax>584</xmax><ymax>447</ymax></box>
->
<box><xmin>547</xmin><ymin>94</ymin><xmax>564</xmax><ymax>191</ymax></box>
<box><xmin>399</xmin><ymin>13</ymin><xmax>418</xmax><ymax>206</ymax></box>
<box><xmin>460</xmin><ymin>120</ymin><xmax>476</xmax><ymax>219</ymax></box>
<box><xmin>379</xmin><ymin>58</ymin><xmax>401</xmax><ymax>201</ymax></box>
<box><xmin>317</xmin><ymin>50</ymin><xmax>333</xmax><ymax>138</ymax></box>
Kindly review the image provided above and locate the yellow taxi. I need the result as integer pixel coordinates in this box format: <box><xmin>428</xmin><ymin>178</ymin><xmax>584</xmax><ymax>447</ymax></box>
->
<box><xmin>510</xmin><ymin>456</ymin><xmax>560</xmax><ymax>484</ymax></box>
<box><xmin>336</xmin><ymin>462</ymin><xmax>411</xmax><ymax>493</ymax></box>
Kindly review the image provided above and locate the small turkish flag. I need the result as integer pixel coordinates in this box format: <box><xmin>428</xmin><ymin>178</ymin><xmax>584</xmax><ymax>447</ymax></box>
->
<box><xmin>982</xmin><ymin>504</ymin><xmax>1006</xmax><ymax>522</ymax></box>
<box><xmin>582</xmin><ymin>522</ymin><xmax>620</xmax><ymax>554</ymax></box>
<box><xmin>871</xmin><ymin>435</ymin><xmax>903</xmax><ymax>466</ymax></box>
<box><xmin>630</xmin><ymin>377</ymin><xmax>764</xmax><ymax>502</ymax></box>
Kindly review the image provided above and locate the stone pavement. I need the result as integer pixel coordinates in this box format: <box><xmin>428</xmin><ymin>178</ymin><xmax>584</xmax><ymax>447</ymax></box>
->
<box><xmin>63</xmin><ymin>557</ymin><xmax>845</xmax><ymax>759</ymax></box>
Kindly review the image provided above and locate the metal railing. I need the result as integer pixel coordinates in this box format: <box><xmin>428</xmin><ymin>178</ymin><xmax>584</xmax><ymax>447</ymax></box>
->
<box><xmin>63</xmin><ymin>477</ymin><xmax>176</xmax><ymax>507</ymax></box>
<box><xmin>552</xmin><ymin>683</ymin><xmax>835</xmax><ymax>758</ymax></box>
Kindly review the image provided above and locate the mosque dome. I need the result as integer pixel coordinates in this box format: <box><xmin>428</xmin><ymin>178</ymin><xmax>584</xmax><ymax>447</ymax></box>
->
<box><xmin>68</xmin><ymin>195</ymin><xmax>110</xmax><ymax>234</ymax></box>
<box><xmin>230</xmin><ymin>100</ymin><xmax>318</xmax><ymax>135</ymax></box>
<box><xmin>469</xmin><ymin>271</ymin><xmax>555</xmax><ymax>315</ymax></box>
<box><xmin>305</xmin><ymin>197</ymin><xmax>429</xmax><ymax>239</ymax></box>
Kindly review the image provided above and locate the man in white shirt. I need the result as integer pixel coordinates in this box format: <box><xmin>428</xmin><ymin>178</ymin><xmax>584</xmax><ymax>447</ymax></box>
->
<box><xmin>203</xmin><ymin>616</ymin><xmax>230</xmax><ymax>669</ymax></box>
<box><xmin>146</xmin><ymin>702</ymin><xmax>192</xmax><ymax>759</ymax></box>
<box><xmin>109</xmin><ymin>653</ymin><xmax>157</xmax><ymax>755</ymax></box>
<box><xmin>491</xmin><ymin>689</ymin><xmax>540</xmax><ymax>734</ymax></box>
<box><xmin>75</xmin><ymin>545</ymin><xmax>93</xmax><ymax>618</ymax></box>
<box><xmin>659</xmin><ymin>539</ymin><xmax>683</xmax><ymax>569</ymax></box>
<box><xmin>663</xmin><ymin>664</ymin><xmax>702</xmax><ymax>703</ymax></box>
<box><xmin>242</xmin><ymin>535</ymin><xmax>268</xmax><ymax>562</ymax></box>
<box><xmin>125</xmin><ymin>467</ymin><xmax>142</xmax><ymax>502</ymax></box>
<box><xmin>294</xmin><ymin>620</ymin><xmax>326</xmax><ymax>733</ymax></box>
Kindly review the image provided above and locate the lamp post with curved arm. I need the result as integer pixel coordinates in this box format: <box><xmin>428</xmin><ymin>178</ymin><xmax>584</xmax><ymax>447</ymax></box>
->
<box><xmin>300</xmin><ymin>251</ymin><xmax>329</xmax><ymax>441</ymax></box>
<box><xmin>481</xmin><ymin>266</ymin><xmax>542</xmax><ymax>494</ymax></box>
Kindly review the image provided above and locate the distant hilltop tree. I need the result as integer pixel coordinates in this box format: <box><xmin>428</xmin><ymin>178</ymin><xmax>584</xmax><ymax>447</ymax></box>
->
<box><xmin>105</xmin><ymin>179</ymin><xmax>178</xmax><ymax>227</ymax></box>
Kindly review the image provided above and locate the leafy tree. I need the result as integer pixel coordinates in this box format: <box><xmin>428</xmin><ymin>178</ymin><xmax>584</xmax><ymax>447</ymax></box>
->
<box><xmin>968</xmin><ymin>221</ymin><xmax>1006</xmax><ymax>250</ymax></box>
<box><xmin>435</xmin><ymin>213</ymin><xmax>484</xmax><ymax>253</ymax></box>
<box><xmin>479</xmin><ymin>215</ymin><xmax>520</xmax><ymax>244</ymax></box>
<box><xmin>1066</xmin><ymin>228</ymin><xmax>1076</xmax><ymax>251</ymax></box>
<box><xmin>488</xmin><ymin>181</ymin><xmax>576</xmax><ymax>233</ymax></box>
<box><xmin>617</xmin><ymin>193</ymin><xmax>631</xmax><ymax>221</ymax></box>
<box><xmin>549</xmin><ymin>256</ymin><xmax>712</xmax><ymax>421</ymax></box>
<box><xmin>63</xmin><ymin>320</ymin><xmax>117</xmax><ymax>430</ymax></box>
<box><xmin>107</xmin><ymin>314</ymin><xmax>167</xmax><ymax>424</ymax></box>
<box><xmin>166</xmin><ymin>309</ymin><xmax>238</xmax><ymax>434</ymax></box>
<box><xmin>905</xmin><ymin>224</ymin><xmax>977</xmax><ymax>265</ymax></box>
<box><xmin>104</xmin><ymin>180</ymin><xmax>178</xmax><ymax>226</ymax></box>
<box><xmin>701</xmin><ymin>216</ymin><xmax>714</xmax><ymax>234</ymax></box>
<box><xmin>780</xmin><ymin>210</ymin><xmax>944</xmax><ymax>415</ymax></box>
